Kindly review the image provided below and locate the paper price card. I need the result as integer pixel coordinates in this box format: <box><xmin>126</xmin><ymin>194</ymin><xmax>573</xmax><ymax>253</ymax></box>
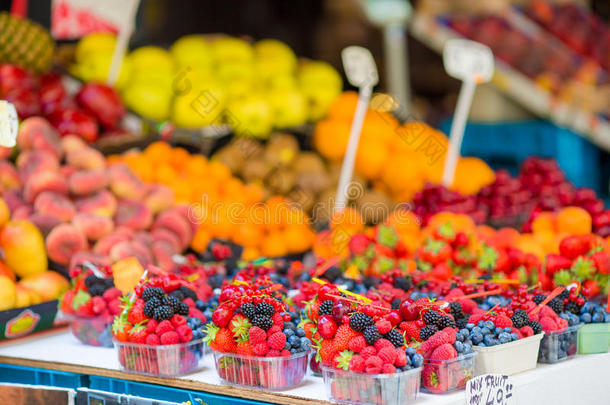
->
<box><xmin>466</xmin><ymin>374</ymin><xmax>514</xmax><ymax>405</ymax></box>
<box><xmin>0</xmin><ymin>101</ymin><xmax>18</xmax><ymax>148</ymax></box>
<box><xmin>443</xmin><ymin>39</ymin><xmax>494</xmax><ymax>83</ymax></box>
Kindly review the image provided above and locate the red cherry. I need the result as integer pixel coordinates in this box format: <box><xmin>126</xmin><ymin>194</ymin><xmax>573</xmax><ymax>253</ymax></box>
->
<box><xmin>317</xmin><ymin>315</ymin><xmax>337</xmax><ymax>339</ymax></box>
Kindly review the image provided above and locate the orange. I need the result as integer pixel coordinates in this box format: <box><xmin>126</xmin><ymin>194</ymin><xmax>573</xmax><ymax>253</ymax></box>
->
<box><xmin>145</xmin><ymin>141</ymin><xmax>172</xmax><ymax>162</ymax></box>
<box><xmin>329</xmin><ymin>227</ymin><xmax>350</xmax><ymax>258</ymax></box>
<box><xmin>516</xmin><ymin>234</ymin><xmax>546</xmax><ymax>260</ymax></box>
<box><xmin>355</xmin><ymin>139</ymin><xmax>388</xmax><ymax>180</ymax></box>
<box><xmin>242</xmin><ymin>246</ymin><xmax>261</xmax><ymax>261</ymax></box>
<box><xmin>427</xmin><ymin>212</ymin><xmax>476</xmax><ymax>235</ymax></box>
<box><xmin>261</xmin><ymin>231</ymin><xmax>288</xmax><ymax>258</ymax></box>
<box><xmin>313</xmin><ymin>230</ymin><xmax>334</xmax><ymax>259</ymax></box>
<box><xmin>313</xmin><ymin>119</ymin><xmax>350</xmax><ymax>162</ymax></box>
<box><xmin>360</xmin><ymin>111</ymin><xmax>398</xmax><ymax>145</ymax></box>
<box><xmin>190</xmin><ymin>227</ymin><xmax>211</xmax><ymax>252</ymax></box>
<box><xmin>451</xmin><ymin>157</ymin><xmax>495</xmax><ymax>195</ymax></box>
<box><xmin>233</xmin><ymin>224</ymin><xmax>262</xmax><ymax>248</ymax></box>
<box><xmin>531</xmin><ymin>212</ymin><xmax>556</xmax><ymax>234</ymax></box>
<box><xmin>284</xmin><ymin>224</ymin><xmax>315</xmax><ymax>253</ymax></box>
<box><xmin>385</xmin><ymin>209</ymin><xmax>421</xmax><ymax>238</ymax></box>
<box><xmin>381</xmin><ymin>152</ymin><xmax>425</xmax><ymax>193</ymax></box>
<box><xmin>330</xmin><ymin>207</ymin><xmax>363</xmax><ymax>235</ymax></box>
<box><xmin>208</xmin><ymin>160</ymin><xmax>232</xmax><ymax>181</ymax></box>
<box><xmin>490</xmin><ymin>227</ymin><xmax>521</xmax><ymax>249</ymax></box>
<box><xmin>556</xmin><ymin>206</ymin><xmax>592</xmax><ymax>235</ymax></box>
<box><xmin>533</xmin><ymin>230</ymin><xmax>557</xmax><ymax>254</ymax></box>
<box><xmin>327</xmin><ymin>91</ymin><xmax>358</xmax><ymax>120</ymax></box>
<box><xmin>186</xmin><ymin>155</ymin><xmax>208</xmax><ymax>174</ymax></box>
<box><xmin>474</xmin><ymin>224</ymin><xmax>496</xmax><ymax>242</ymax></box>
<box><xmin>0</xmin><ymin>198</ymin><xmax>9</xmax><ymax>227</ymax></box>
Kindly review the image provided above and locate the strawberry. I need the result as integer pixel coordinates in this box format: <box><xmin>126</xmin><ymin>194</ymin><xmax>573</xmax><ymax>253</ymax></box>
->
<box><xmin>111</xmin><ymin>317</ymin><xmax>132</xmax><ymax>342</ymax></box>
<box><xmin>102</xmin><ymin>287</ymin><xmax>122</xmax><ymax>302</ymax></box>
<box><xmin>349</xmin><ymin>354</ymin><xmax>365</xmax><ymax>372</ymax></box>
<box><xmin>61</xmin><ymin>290</ymin><xmax>75</xmax><ymax>313</ymax></box>
<box><xmin>394</xmin><ymin>349</ymin><xmax>407</xmax><ymax>367</ymax></box>
<box><xmin>571</xmin><ymin>256</ymin><xmax>595</xmax><ymax>280</ymax></box>
<box><xmin>318</xmin><ymin>339</ymin><xmax>337</xmax><ymax>365</ymax></box>
<box><xmin>253</xmin><ymin>343</ymin><xmax>269</xmax><ymax>356</ymax></box>
<box><xmin>402</xmin><ymin>321</ymin><xmax>422</xmax><ymax>342</ymax></box>
<box><xmin>349</xmin><ymin>234</ymin><xmax>371</xmax><ymax>255</ymax></box>
<box><xmin>430</xmin><ymin>343</ymin><xmax>457</xmax><ymax>361</ymax></box>
<box><xmin>91</xmin><ymin>296</ymin><xmax>106</xmax><ymax>314</ymax></box>
<box><xmin>375</xmin><ymin>319</ymin><xmax>392</xmax><ymax>334</ymax></box>
<box><xmin>430</xmin><ymin>263</ymin><xmax>453</xmax><ymax>280</ymax></box>
<box><xmin>127</xmin><ymin>305</ymin><xmax>147</xmax><ymax>325</ymax></box>
<box><xmin>545</xmin><ymin>254</ymin><xmax>572</xmax><ymax>275</ymax></box>
<box><xmin>76</xmin><ymin>300</ymin><xmax>94</xmax><ymax>317</ymax></box>
<box><xmin>418</xmin><ymin>238</ymin><xmax>451</xmax><ymax>265</ymax></box>
<box><xmin>146</xmin><ymin>319</ymin><xmax>158</xmax><ymax>334</ymax></box>
<box><xmin>267</xmin><ymin>332</ymin><xmax>286</xmax><ymax>350</ymax></box>
<box><xmin>229</xmin><ymin>315</ymin><xmax>252</xmax><ymax>342</ymax></box>
<box><xmin>128</xmin><ymin>324</ymin><xmax>148</xmax><ymax>344</ymax></box>
<box><xmin>236</xmin><ymin>341</ymin><xmax>254</xmax><ymax>356</ymax></box>
<box><xmin>155</xmin><ymin>320</ymin><xmax>174</xmax><ymax>336</ymax></box>
<box><xmin>306</xmin><ymin>300</ymin><xmax>320</xmax><ymax>322</ymax></box>
<box><xmin>433</xmin><ymin>222</ymin><xmax>455</xmax><ymax>243</ymax></box>
<box><xmin>333</xmin><ymin>350</ymin><xmax>354</xmax><ymax>370</ymax></box>
<box><xmin>348</xmin><ymin>335</ymin><xmax>367</xmax><ymax>353</ymax></box>
<box><xmin>160</xmin><ymin>331</ymin><xmax>180</xmax><ymax>345</ymax></box>
<box><xmin>212</xmin><ymin>306</ymin><xmax>232</xmax><ymax>327</ymax></box>
<box><xmin>422</xmin><ymin>366</ymin><xmax>447</xmax><ymax>392</ymax></box>
<box><xmin>377</xmin><ymin>347</ymin><xmax>397</xmax><ymax>365</ymax></box>
<box><xmin>582</xmin><ymin>279</ymin><xmax>601</xmax><ymax>298</ymax></box>
<box><xmin>214</xmin><ymin>328</ymin><xmax>237</xmax><ymax>353</ymax></box>
<box><xmin>381</xmin><ymin>364</ymin><xmax>396</xmax><ymax>374</ymax></box>
<box><xmin>591</xmin><ymin>252</ymin><xmax>610</xmax><ymax>275</ymax></box>
<box><xmin>333</xmin><ymin>324</ymin><xmax>360</xmax><ymax>352</ymax></box>
<box><xmin>559</xmin><ymin>236</ymin><xmax>590</xmax><ymax>259</ymax></box>
<box><xmin>176</xmin><ymin>324</ymin><xmax>193</xmax><ymax>343</ymax></box>
<box><xmin>145</xmin><ymin>334</ymin><xmax>160</xmax><ymax>345</ymax></box>
<box><xmin>248</xmin><ymin>326</ymin><xmax>267</xmax><ymax>345</ymax></box>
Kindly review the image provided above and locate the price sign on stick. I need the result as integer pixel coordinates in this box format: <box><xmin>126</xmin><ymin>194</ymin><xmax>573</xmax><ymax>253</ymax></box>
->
<box><xmin>334</xmin><ymin>46</ymin><xmax>379</xmax><ymax>212</ymax></box>
<box><xmin>441</xmin><ymin>39</ymin><xmax>494</xmax><ymax>188</ymax></box>
<box><xmin>0</xmin><ymin>101</ymin><xmax>18</xmax><ymax>148</ymax></box>
<box><xmin>466</xmin><ymin>374</ymin><xmax>515</xmax><ymax>405</ymax></box>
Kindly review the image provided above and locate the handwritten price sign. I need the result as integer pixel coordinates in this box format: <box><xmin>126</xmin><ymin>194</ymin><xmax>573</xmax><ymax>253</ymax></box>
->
<box><xmin>466</xmin><ymin>374</ymin><xmax>514</xmax><ymax>405</ymax></box>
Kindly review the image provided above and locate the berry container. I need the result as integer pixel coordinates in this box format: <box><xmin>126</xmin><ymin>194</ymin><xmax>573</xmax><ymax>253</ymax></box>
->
<box><xmin>578</xmin><ymin>323</ymin><xmax>610</xmax><ymax>354</ymax></box>
<box><xmin>212</xmin><ymin>349</ymin><xmax>309</xmax><ymax>390</ymax></box>
<box><xmin>67</xmin><ymin>315</ymin><xmax>114</xmax><ymax>347</ymax></box>
<box><xmin>321</xmin><ymin>365</ymin><xmax>421</xmax><ymax>405</ymax></box>
<box><xmin>113</xmin><ymin>339</ymin><xmax>205</xmax><ymax>377</ymax></box>
<box><xmin>473</xmin><ymin>333</ymin><xmax>543</xmax><ymax>376</ymax></box>
<box><xmin>538</xmin><ymin>324</ymin><xmax>582</xmax><ymax>363</ymax></box>
<box><xmin>421</xmin><ymin>352</ymin><xmax>477</xmax><ymax>394</ymax></box>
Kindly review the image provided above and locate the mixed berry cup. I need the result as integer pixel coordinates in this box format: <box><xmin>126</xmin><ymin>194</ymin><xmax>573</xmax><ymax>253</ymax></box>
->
<box><xmin>538</xmin><ymin>324</ymin><xmax>581</xmax><ymax>363</ymax></box>
<box><xmin>321</xmin><ymin>366</ymin><xmax>421</xmax><ymax>405</ymax></box>
<box><xmin>114</xmin><ymin>339</ymin><xmax>205</xmax><ymax>377</ymax></box>
<box><xmin>212</xmin><ymin>349</ymin><xmax>309</xmax><ymax>390</ymax></box>
<box><xmin>67</xmin><ymin>314</ymin><xmax>114</xmax><ymax>347</ymax></box>
<box><xmin>421</xmin><ymin>352</ymin><xmax>477</xmax><ymax>394</ymax></box>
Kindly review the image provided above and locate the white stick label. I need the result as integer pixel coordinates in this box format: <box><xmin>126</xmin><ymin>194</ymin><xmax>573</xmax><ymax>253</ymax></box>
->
<box><xmin>0</xmin><ymin>101</ymin><xmax>18</xmax><ymax>148</ymax></box>
<box><xmin>466</xmin><ymin>374</ymin><xmax>514</xmax><ymax>405</ymax></box>
<box><xmin>341</xmin><ymin>46</ymin><xmax>379</xmax><ymax>88</ymax></box>
<box><xmin>443</xmin><ymin>39</ymin><xmax>494</xmax><ymax>83</ymax></box>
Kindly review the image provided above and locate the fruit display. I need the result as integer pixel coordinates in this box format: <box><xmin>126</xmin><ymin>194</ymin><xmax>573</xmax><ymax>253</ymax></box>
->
<box><xmin>538</xmin><ymin>323</ymin><xmax>581</xmax><ymax>364</ymax></box>
<box><xmin>111</xmin><ymin>277</ymin><xmax>206</xmax><ymax>376</ymax></box>
<box><xmin>111</xmin><ymin>142</ymin><xmax>316</xmax><ymax>259</ymax></box>
<box><xmin>71</xmin><ymin>33</ymin><xmax>342</xmax><ymax>136</ymax></box>
<box><xmin>0</xmin><ymin>13</ymin><xmax>54</xmax><ymax>73</ymax></box>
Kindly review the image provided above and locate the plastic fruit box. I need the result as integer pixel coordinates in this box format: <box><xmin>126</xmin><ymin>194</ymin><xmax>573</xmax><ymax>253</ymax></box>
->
<box><xmin>67</xmin><ymin>314</ymin><xmax>113</xmax><ymax>347</ymax></box>
<box><xmin>538</xmin><ymin>324</ymin><xmax>582</xmax><ymax>363</ymax></box>
<box><xmin>321</xmin><ymin>365</ymin><xmax>421</xmax><ymax>405</ymax></box>
<box><xmin>212</xmin><ymin>349</ymin><xmax>309</xmax><ymax>390</ymax></box>
<box><xmin>473</xmin><ymin>333</ymin><xmax>543</xmax><ymax>376</ymax></box>
<box><xmin>578</xmin><ymin>323</ymin><xmax>610</xmax><ymax>354</ymax></box>
<box><xmin>421</xmin><ymin>352</ymin><xmax>477</xmax><ymax>394</ymax></box>
<box><xmin>114</xmin><ymin>339</ymin><xmax>205</xmax><ymax>377</ymax></box>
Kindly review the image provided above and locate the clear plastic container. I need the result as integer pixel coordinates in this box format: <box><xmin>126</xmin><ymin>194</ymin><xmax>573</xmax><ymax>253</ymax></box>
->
<box><xmin>67</xmin><ymin>315</ymin><xmax>114</xmax><ymax>347</ymax></box>
<box><xmin>113</xmin><ymin>339</ymin><xmax>205</xmax><ymax>377</ymax></box>
<box><xmin>578</xmin><ymin>323</ymin><xmax>610</xmax><ymax>354</ymax></box>
<box><xmin>421</xmin><ymin>352</ymin><xmax>477</xmax><ymax>394</ymax></box>
<box><xmin>211</xmin><ymin>349</ymin><xmax>309</xmax><ymax>390</ymax></box>
<box><xmin>473</xmin><ymin>333</ymin><xmax>543</xmax><ymax>376</ymax></box>
<box><xmin>321</xmin><ymin>365</ymin><xmax>421</xmax><ymax>405</ymax></box>
<box><xmin>538</xmin><ymin>324</ymin><xmax>581</xmax><ymax>363</ymax></box>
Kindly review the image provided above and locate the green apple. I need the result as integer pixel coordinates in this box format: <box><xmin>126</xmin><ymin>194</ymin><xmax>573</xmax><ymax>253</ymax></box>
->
<box><xmin>211</xmin><ymin>37</ymin><xmax>254</xmax><ymax>65</ymax></box>
<box><xmin>171</xmin><ymin>84</ymin><xmax>226</xmax><ymax>128</ymax></box>
<box><xmin>298</xmin><ymin>61</ymin><xmax>342</xmax><ymax>121</ymax></box>
<box><xmin>254</xmin><ymin>39</ymin><xmax>297</xmax><ymax>78</ymax></box>
<box><xmin>71</xmin><ymin>52</ymin><xmax>132</xmax><ymax>90</ymax></box>
<box><xmin>170</xmin><ymin>35</ymin><xmax>212</xmax><ymax>70</ymax></box>
<box><xmin>123</xmin><ymin>82</ymin><xmax>172</xmax><ymax>122</ymax></box>
<box><xmin>227</xmin><ymin>96</ymin><xmax>273</xmax><ymax>138</ymax></box>
<box><xmin>267</xmin><ymin>89</ymin><xmax>308</xmax><ymax>128</ymax></box>
<box><xmin>127</xmin><ymin>46</ymin><xmax>175</xmax><ymax>74</ymax></box>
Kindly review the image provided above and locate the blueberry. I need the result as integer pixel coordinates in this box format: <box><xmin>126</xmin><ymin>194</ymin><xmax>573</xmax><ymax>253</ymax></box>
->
<box><xmin>411</xmin><ymin>354</ymin><xmax>423</xmax><ymax>367</ymax></box>
<box><xmin>484</xmin><ymin>321</ymin><xmax>495</xmax><ymax>330</ymax></box>
<box><xmin>454</xmin><ymin>341</ymin><xmax>464</xmax><ymax>353</ymax></box>
<box><xmin>471</xmin><ymin>332</ymin><xmax>483</xmax><ymax>344</ymax></box>
<box><xmin>472</xmin><ymin>326</ymin><xmax>482</xmax><ymax>334</ymax></box>
<box><xmin>196</xmin><ymin>299</ymin><xmax>206</xmax><ymax>310</ymax></box>
<box><xmin>463</xmin><ymin>342</ymin><xmax>472</xmax><ymax>354</ymax></box>
<box><xmin>284</xmin><ymin>342</ymin><xmax>292</xmax><ymax>350</ymax></box>
<box><xmin>406</xmin><ymin>347</ymin><xmax>417</xmax><ymax>357</ymax></box>
<box><xmin>510</xmin><ymin>332</ymin><xmax>519</xmax><ymax>341</ymax></box>
<box><xmin>477</xmin><ymin>321</ymin><xmax>485</xmax><ymax>328</ymax></box>
<box><xmin>481</xmin><ymin>327</ymin><xmax>491</xmax><ymax>336</ymax></box>
<box><xmin>301</xmin><ymin>338</ymin><xmax>311</xmax><ymax>351</ymax></box>
<box><xmin>593</xmin><ymin>313</ymin><xmax>605</xmax><ymax>323</ymax></box>
<box><xmin>498</xmin><ymin>333</ymin><xmax>511</xmax><ymax>344</ymax></box>
<box><xmin>581</xmin><ymin>313</ymin><xmax>592</xmax><ymax>323</ymax></box>
<box><xmin>459</xmin><ymin>328</ymin><xmax>470</xmax><ymax>336</ymax></box>
<box><xmin>283</xmin><ymin>328</ymin><xmax>295</xmax><ymax>337</ymax></box>
<box><xmin>466</xmin><ymin>323</ymin><xmax>475</xmax><ymax>330</ymax></box>
<box><xmin>605</xmin><ymin>314</ymin><xmax>610</xmax><ymax>323</ymax></box>
<box><xmin>290</xmin><ymin>348</ymin><xmax>297</xmax><ymax>354</ymax></box>
<box><xmin>495</xmin><ymin>327</ymin><xmax>503</xmax><ymax>335</ymax></box>
<box><xmin>296</xmin><ymin>328</ymin><xmax>306</xmax><ymax>337</ymax></box>
<box><xmin>288</xmin><ymin>335</ymin><xmax>301</xmax><ymax>347</ymax></box>
<box><xmin>504</xmin><ymin>327</ymin><xmax>512</xmax><ymax>333</ymax></box>
<box><xmin>284</xmin><ymin>321</ymin><xmax>296</xmax><ymax>330</ymax></box>
<box><xmin>484</xmin><ymin>334</ymin><xmax>496</xmax><ymax>346</ymax></box>
<box><xmin>478</xmin><ymin>342</ymin><xmax>487</xmax><ymax>347</ymax></box>
<box><xmin>480</xmin><ymin>304</ymin><xmax>490</xmax><ymax>311</ymax></box>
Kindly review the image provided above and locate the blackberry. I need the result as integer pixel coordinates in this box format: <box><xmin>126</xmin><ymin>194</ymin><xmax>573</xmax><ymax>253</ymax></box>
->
<box><xmin>169</xmin><ymin>290</ymin><xmax>185</xmax><ymax>301</ymax></box>
<box><xmin>558</xmin><ymin>289</ymin><xmax>569</xmax><ymax>300</ymax></box>
<box><xmin>142</xmin><ymin>287</ymin><xmax>164</xmax><ymax>302</ymax></box>
<box><xmin>84</xmin><ymin>274</ymin><xmax>99</xmax><ymax>288</ymax></box>
<box><xmin>177</xmin><ymin>302</ymin><xmax>190</xmax><ymax>316</ymax></box>
<box><xmin>252</xmin><ymin>314</ymin><xmax>273</xmax><ymax>331</ymax></box>
<box><xmin>318</xmin><ymin>300</ymin><xmax>334</xmax><ymax>316</ymax></box>
<box><xmin>323</xmin><ymin>266</ymin><xmax>342</xmax><ymax>282</ymax></box>
<box><xmin>385</xmin><ymin>329</ymin><xmax>405</xmax><ymax>348</ymax></box>
<box><xmin>533</xmin><ymin>294</ymin><xmax>546</xmax><ymax>305</ymax></box>
<box><xmin>393</xmin><ymin>276</ymin><xmax>412</xmax><ymax>291</ymax></box>
<box><xmin>529</xmin><ymin>320</ymin><xmax>542</xmax><ymax>335</ymax></box>
<box><xmin>391</xmin><ymin>298</ymin><xmax>401</xmax><ymax>310</ymax></box>
<box><xmin>153</xmin><ymin>305</ymin><xmax>174</xmax><ymax>321</ymax></box>
<box><xmin>179</xmin><ymin>286</ymin><xmax>198</xmax><ymax>301</ymax></box>
<box><xmin>349</xmin><ymin>312</ymin><xmax>373</xmax><ymax>332</ymax></box>
<box><xmin>363</xmin><ymin>325</ymin><xmax>381</xmax><ymax>345</ymax></box>
<box><xmin>511</xmin><ymin>309</ymin><xmax>529</xmax><ymax>328</ymax></box>
<box><xmin>143</xmin><ymin>297</ymin><xmax>161</xmax><ymax>318</ymax></box>
<box><xmin>163</xmin><ymin>296</ymin><xmax>181</xmax><ymax>312</ymax></box>
<box><xmin>437</xmin><ymin>316</ymin><xmax>456</xmax><ymax>329</ymax></box>
<box><xmin>89</xmin><ymin>284</ymin><xmax>105</xmax><ymax>296</ymax></box>
<box><xmin>448</xmin><ymin>302</ymin><xmax>463</xmax><ymax>319</ymax></box>
<box><xmin>548</xmin><ymin>298</ymin><xmax>564</xmax><ymax>315</ymax></box>
<box><xmin>256</xmin><ymin>302</ymin><xmax>275</xmax><ymax>317</ymax></box>
<box><xmin>104</xmin><ymin>277</ymin><xmax>114</xmax><ymax>288</ymax></box>
<box><xmin>565</xmin><ymin>301</ymin><xmax>581</xmax><ymax>315</ymax></box>
<box><xmin>456</xmin><ymin>317</ymin><xmax>468</xmax><ymax>329</ymax></box>
<box><xmin>423</xmin><ymin>310</ymin><xmax>441</xmax><ymax>326</ymax></box>
<box><xmin>419</xmin><ymin>325</ymin><xmax>438</xmax><ymax>341</ymax></box>
<box><xmin>240</xmin><ymin>303</ymin><xmax>256</xmax><ymax>319</ymax></box>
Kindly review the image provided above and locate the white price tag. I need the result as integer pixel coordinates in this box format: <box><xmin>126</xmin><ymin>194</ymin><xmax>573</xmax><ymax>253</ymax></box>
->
<box><xmin>0</xmin><ymin>101</ymin><xmax>18</xmax><ymax>148</ymax></box>
<box><xmin>341</xmin><ymin>46</ymin><xmax>379</xmax><ymax>88</ymax></box>
<box><xmin>466</xmin><ymin>374</ymin><xmax>515</xmax><ymax>405</ymax></box>
<box><xmin>443</xmin><ymin>39</ymin><xmax>494</xmax><ymax>83</ymax></box>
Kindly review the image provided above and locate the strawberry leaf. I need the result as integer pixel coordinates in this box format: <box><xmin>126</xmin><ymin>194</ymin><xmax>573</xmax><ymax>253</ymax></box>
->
<box><xmin>71</xmin><ymin>290</ymin><xmax>91</xmax><ymax>311</ymax></box>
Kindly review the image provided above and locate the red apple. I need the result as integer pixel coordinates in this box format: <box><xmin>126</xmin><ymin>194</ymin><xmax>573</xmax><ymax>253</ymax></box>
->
<box><xmin>4</xmin><ymin>87</ymin><xmax>40</xmax><ymax>119</ymax></box>
<box><xmin>48</xmin><ymin>108</ymin><xmax>99</xmax><ymax>143</ymax></box>
<box><xmin>76</xmin><ymin>82</ymin><xmax>125</xmax><ymax>129</ymax></box>
<box><xmin>0</xmin><ymin>64</ymin><xmax>36</xmax><ymax>96</ymax></box>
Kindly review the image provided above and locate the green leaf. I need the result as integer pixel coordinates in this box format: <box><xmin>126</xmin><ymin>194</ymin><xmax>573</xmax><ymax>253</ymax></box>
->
<box><xmin>553</xmin><ymin>270</ymin><xmax>573</xmax><ymax>287</ymax></box>
<box><xmin>571</xmin><ymin>257</ymin><xmax>594</xmax><ymax>281</ymax></box>
<box><xmin>377</xmin><ymin>225</ymin><xmax>399</xmax><ymax>248</ymax></box>
<box><xmin>477</xmin><ymin>245</ymin><xmax>498</xmax><ymax>270</ymax></box>
<box><xmin>335</xmin><ymin>350</ymin><xmax>354</xmax><ymax>370</ymax></box>
<box><xmin>202</xmin><ymin>323</ymin><xmax>220</xmax><ymax>344</ymax></box>
<box><xmin>71</xmin><ymin>290</ymin><xmax>91</xmax><ymax>311</ymax></box>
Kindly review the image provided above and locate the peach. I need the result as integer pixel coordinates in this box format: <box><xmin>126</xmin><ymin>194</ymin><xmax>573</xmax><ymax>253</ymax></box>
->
<box><xmin>60</xmin><ymin>135</ymin><xmax>87</xmax><ymax>154</ymax></box>
<box><xmin>75</xmin><ymin>190</ymin><xmax>117</xmax><ymax>217</ymax></box>
<box><xmin>130</xmin><ymin>240</ymin><xmax>153</xmax><ymax>267</ymax></box>
<box><xmin>15</xmin><ymin>284</ymin><xmax>31</xmax><ymax>308</ymax></box>
<box><xmin>3</xmin><ymin>189</ymin><xmax>24</xmax><ymax>212</ymax></box>
<box><xmin>45</xmin><ymin>223</ymin><xmax>88</xmax><ymax>265</ymax></box>
<box><xmin>0</xmin><ymin>146</ymin><xmax>12</xmax><ymax>159</ymax></box>
<box><xmin>28</xmin><ymin>213</ymin><xmax>62</xmax><ymax>237</ymax></box>
<box><xmin>66</xmin><ymin>146</ymin><xmax>105</xmax><ymax>170</ymax></box>
<box><xmin>17</xmin><ymin>117</ymin><xmax>62</xmax><ymax>159</ymax></box>
<box><xmin>23</xmin><ymin>171</ymin><xmax>69</xmax><ymax>204</ymax></box>
<box><xmin>12</xmin><ymin>205</ymin><xmax>32</xmax><ymax>219</ymax></box>
<box><xmin>144</xmin><ymin>185</ymin><xmax>175</xmax><ymax>214</ymax></box>
<box><xmin>72</xmin><ymin>212</ymin><xmax>114</xmax><ymax>241</ymax></box>
<box><xmin>0</xmin><ymin>160</ymin><xmax>20</xmax><ymax>191</ymax></box>
<box><xmin>152</xmin><ymin>210</ymin><xmax>193</xmax><ymax>250</ymax></box>
<box><xmin>69</xmin><ymin>251</ymin><xmax>112</xmax><ymax>275</ymax></box>
<box><xmin>16</xmin><ymin>150</ymin><xmax>60</xmax><ymax>184</ymax></box>
<box><xmin>69</xmin><ymin>169</ymin><xmax>108</xmax><ymax>196</ymax></box>
<box><xmin>151</xmin><ymin>228</ymin><xmax>182</xmax><ymax>253</ymax></box>
<box><xmin>0</xmin><ymin>275</ymin><xmax>16</xmax><ymax>310</ymax></box>
<box><xmin>18</xmin><ymin>270</ymin><xmax>69</xmax><ymax>302</ymax></box>
<box><xmin>109</xmin><ymin>240</ymin><xmax>153</xmax><ymax>267</ymax></box>
<box><xmin>114</xmin><ymin>200</ymin><xmax>153</xmax><ymax>231</ymax></box>
<box><xmin>152</xmin><ymin>240</ymin><xmax>177</xmax><ymax>272</ymax></box>
<box><xmin>59</xmin><ymin>165</ymin><xmax>78</xmax><ymax>179</ymax></box>
<box><xmin>34</xmin><ymin>191</ymin><xmax>76</xmax><ymax>222</ymax></box>
<box><xmin>167</xmin><ymin>205</ymin><xmax>198</xmax><ymax>234</ymax></box>
<box><xmin>0</xmin><ymin>219</ymin><xmax>48</xmax><ymax>277</ymax></box>
<box><xmin>108</xmin><ymin>164</ymin><xmax>147</xmax><ymax>200</ymax></box>
<box><xmin>133</xmin><ymin>231</ymin><xmax>153</xmax><ymax>248</ymax></box>
<box><xmin>93</xmin><ymin>231</ymin><xmax>131</xmax><ymax>255</ymax></box>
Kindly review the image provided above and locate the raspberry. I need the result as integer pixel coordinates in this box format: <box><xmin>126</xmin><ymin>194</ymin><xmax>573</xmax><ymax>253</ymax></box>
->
<box><xmin>374</xmin><ymin>338</ymin><xmax>394</xmax><ymax>352</ymax></box>
<box><xmin>155</xmin><ymin>320</ymin><xmax>174</xmax><ymax>336</ymax></box>
<box><xmin>381</xmin><ymin>364</ymin><xmax>396</xmax><ymax>374</ymax></box>
<box><xmin>176</xmin><ymin>324</ymin><xmax>193</xmax><ymax>343</ymax></box>
<box><xmin>420</xmin><ymin>331</ymin><xmax>451</xmax><ymax>355</ymax></box>
<box><xmin>377</xmin><ymin>347</ymin><xmax>397</xmax><ymax>365</ymax></box>
<box><xmin>366</xmin><ymin>366</ymin><xmax>382</xmax><ymax>374</ymax></box>
<box><xmin>170</xmin><ymin>314</ymin><xmax>186</xmax><ymax>328</ymax></box>
<box><xmin>280</xmin><ymin>349</ymin><xmax>291</xmax><ymax>357</ymax></box>
<box><xmin>267</xmin><ymin>349</ymin><xmax>281</xmax><ymax>357</ymax></box>
<box><xmin>249</xmin><ymin>326</ymin><xmax>267</xmax><ymax>344</ymax></box>
<box><xmin>441</xmin><ymin>327</ymin><xmax>457</xmax><ymax>343</ymax></box>
<box><xmin>272</xmin><ymin>312</ymin><xmax>284</xmax><ymax>327</ymax></box>
<box><xmin>360</xmin><ymin>346</ymin><xmax>377</xmax><ymax>360</ymax></box>
<box><xmin>430</xmin><ymin>343</ymin><xmax>457</xmax><ymax>361</ymax></box>
<box><xmin>145</xmin><ymin>319</ymin><xmax>158</xmax><ymax>334</ymax></box>
<box><xmin>520</xmin><ymin>326</ymin><xmax>534</xmax><ymax>337</ymax></box>
<box><xmin>145</xmin><ymin>334</ymin><xmax>160</xmax><ymax>345</ymax></box>
<box><xmin>512</xmin><ymin>327</ymin><xmax>524</xmax><ymax>339</ymax></box>
<box><xmin>266</xmin><ymin>325</ymin><xmax>282</xmax><ymax>338</ymax></box>
<box><xmin>394</xmin><ymin>349</ymin><xmax>407</xmax><ymax>367</ymax></box>
<box><xmin>160</xmin><ymin>331</ymin><xmax>180</xmax><ymax>345</ymax></box>
<box><xmin>183</xmin><ymin>297</ymin><xmax>195</xmax><ymax>307</ymax></box>
<box><xmin>253</xmin><ymin>343</ymin><xmax>269</xmax><ymax>356</ymax></box>
<box><xmin>349</xmin><ymin>354</ymin><xmax>365</xmax><ymax>373</ymax></box>
<box><xmin>375</xmin><ymin>319</ymin><xmax>392</xmax><ymax>334</ymax></box>
<box><xmin>460</xmin><ymin>299</ymin><xmax>477</xmax><ymax>314</ymax></box>
<box><xmin>494</xmin><ymin>315</ymin><xmax>513</xmax><ymax>328</ymax></box>
<box><xmin>540</xmin><ymin>316</ymin><xmax>557</xmax><ymax>332</ymax></box>
<box><xmin>365</xmin><ymin>355</ymin><xmax>383</xmax><ymax>370</ymax></box>
<box><xmin>348</xmin><ymin>336</ymin><xmax>367</xmax><ymax>353</ymax></box>
<box><xmin>267</xmin><ymin>332</ymin><xmax>286</xmax><ymax>350</ymax></box>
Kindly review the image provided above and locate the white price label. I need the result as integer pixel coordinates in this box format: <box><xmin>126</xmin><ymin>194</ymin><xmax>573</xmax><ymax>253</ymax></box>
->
<box><xmin>0</xmin><ymin>101</ymin><xmax>18</xmax><ymax>148</ymax></box>
<box><xmin>341</xmin><ymin>46</ymin><xmax>379</xmax><ymax>88</ymax></box>
<box><xmin>466</xmin><ymin>374</ymin><xmax>514</xmax><ymax>405</ymax></box>
<box><xmin>443</xmin><ymin>39</ymin><xmax>494</xmax><ymax>83</ymax></box>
